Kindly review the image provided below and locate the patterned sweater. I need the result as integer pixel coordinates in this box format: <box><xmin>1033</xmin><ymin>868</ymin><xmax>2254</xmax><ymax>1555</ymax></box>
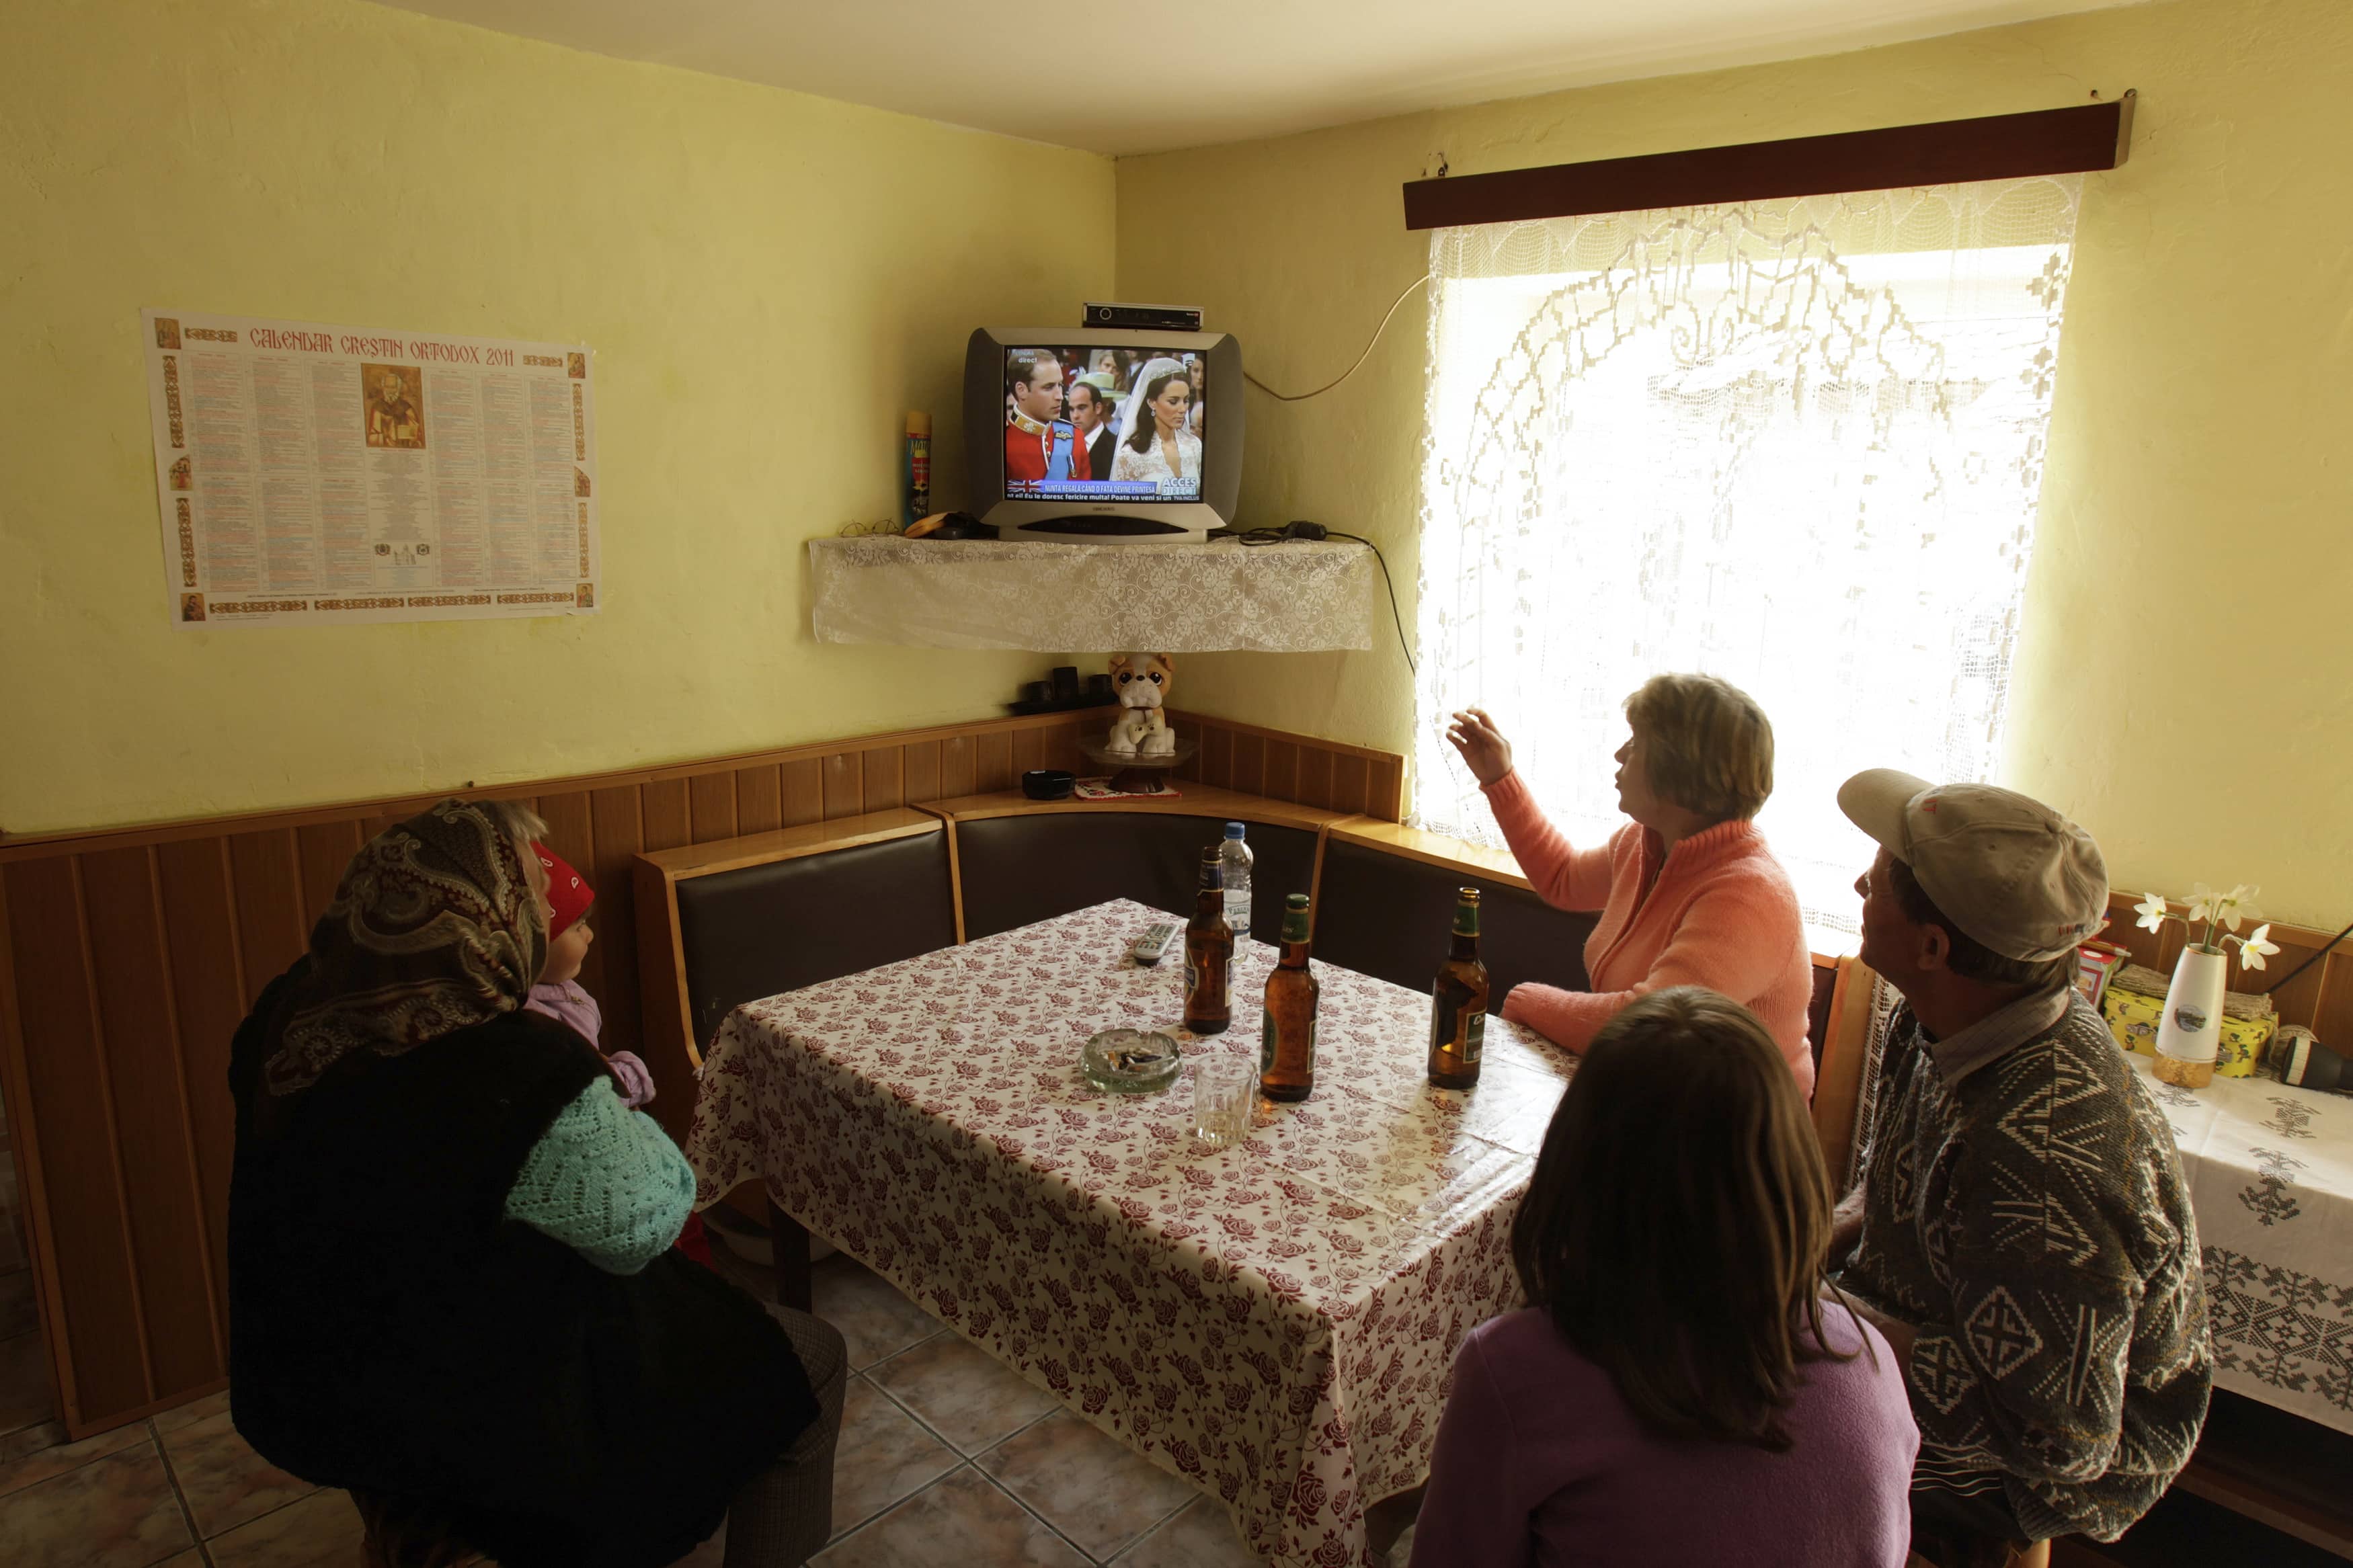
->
<box><xmin>1837</xmin><ymin>985</ymin><xmax>2211</xmax><ymax>1542</ymax></box>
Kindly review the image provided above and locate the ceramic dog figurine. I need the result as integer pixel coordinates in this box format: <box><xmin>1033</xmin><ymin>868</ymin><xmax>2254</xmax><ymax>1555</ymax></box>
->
<box><xmin>1105</xmin><ymin>653</ymin><xmax>1176</xmax><ymax>756</ymax></box>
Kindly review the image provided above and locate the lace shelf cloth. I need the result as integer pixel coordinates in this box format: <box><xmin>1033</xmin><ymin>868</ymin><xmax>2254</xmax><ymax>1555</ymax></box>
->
<box><xmin>807</xmin><ymin>537</ymin><xmax>1375</xmax><ymax>651</ymax></box>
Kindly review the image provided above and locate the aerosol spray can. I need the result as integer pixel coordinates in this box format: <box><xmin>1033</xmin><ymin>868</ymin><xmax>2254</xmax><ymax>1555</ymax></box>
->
<box><xmin>904</xmin><ymin>412</ymin><xmax>931</xmax><ymax>529</ymax></box>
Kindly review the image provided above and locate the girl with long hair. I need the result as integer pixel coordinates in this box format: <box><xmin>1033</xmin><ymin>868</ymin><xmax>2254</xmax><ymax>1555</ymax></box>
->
<box><xmin>1410</xmin><ymin>987</ymin><xmax>1917</xmax><ymax>1567</ymax></box>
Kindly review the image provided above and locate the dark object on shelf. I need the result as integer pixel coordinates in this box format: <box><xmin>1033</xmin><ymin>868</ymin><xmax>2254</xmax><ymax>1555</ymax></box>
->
<box><xmin>904</xmin><ymin>511</ymin><xmax>998</xmax><ymax>540</ymax></box>
<box><xmin>1086</xmin><ymin>672</ymin><xmax>1114</xmax><ymax>700</ymax></box>
<box><xmin>1083</xmin><ymin>301</ymin><xmax>1203</xmax><ymax>332</ymax></box>
<box><xmin>1023</xmin><ymin>681</ymin><xmax>1052</xmax><ymax>704</ymax></box>
<box><xmin>1005</xmin><ymin>693</ymin><xmax>1117</xmax><ymax>716</ymax></box>
<box><xmin>1051</xmin><ymin>665</ymin><xmax>1080</xmax><ymax>701</ymax></box>
<box><xmin>1021</xmin><ymin>769</ymin><xmax>1076</xmax><ymax>801</ymax></box>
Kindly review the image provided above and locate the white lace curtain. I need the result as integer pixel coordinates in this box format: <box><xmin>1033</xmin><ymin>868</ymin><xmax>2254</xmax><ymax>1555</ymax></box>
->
<box><xmin>1412</xmin><ymin>176</ymin><xmax>2083</xmax><ymax>946</ymax></box>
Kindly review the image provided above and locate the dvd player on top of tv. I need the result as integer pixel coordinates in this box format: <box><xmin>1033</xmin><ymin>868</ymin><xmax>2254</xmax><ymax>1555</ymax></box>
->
<box><xmin>1082</xmin><ymin>302</ymin><xmax>1203</xmax><ymax>333</ymax></box>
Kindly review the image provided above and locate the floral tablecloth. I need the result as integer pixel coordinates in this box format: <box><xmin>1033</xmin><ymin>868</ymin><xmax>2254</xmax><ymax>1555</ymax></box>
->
<box><xmin>2131</xmin><ymin>1054</ymin><xmax>2353</xmax><ymax>1433</ymax></box>
<box><xmin>686</xmin><ymin>898</ymin><xmax>1573</xmax><ymax>1567</ymax></box>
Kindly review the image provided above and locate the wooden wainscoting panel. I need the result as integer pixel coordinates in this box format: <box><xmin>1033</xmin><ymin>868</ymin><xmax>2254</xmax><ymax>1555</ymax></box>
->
<box><xmin>1263</xmin><ymin>741</ymin><xmax>1300</xmax><ymax>803</ymax></box>
<box><xmin>1200</xmin><ymin>725</ymin><xmax>1235</xmax><ymax>791</ymax></box>
<box><xmin>781</xmin><ymin>759</ymin><xmax>824</xmax><ymax>828</ymax></box>
<box><xmin>1368</xmin><ymin>757</ymin><xmax>1405</xmax><ymax>821</ymax></box>
<box><xmin>2310</xmin><ymin>952</ymin><xmax>2353</xmax><ymax>1057</ymax></box>
<box><xmin>225</xmin><ymin>830</ymin><xmax>306</xmax><ymax>1009</ymax></box>
<box><xmin>1047</xmin><ymin>720</ymin><xmax>1085</xmax><ymax>776</ymax></box>
<box><xmin>941</xmin><ymin>735</ymin><xmax>977</xmax><ymax>800</ymax></box>
<box><xmin>822</xmin><ymin>752</ymin><xmax>863</xmax><ymax>819</ymax></box>
<box><xmin>0</xmin><ymin>706</ymin><xmax>1406</xmax><ymax>1436</ymax></box>
<box><xmin>861</xmin><ymin>746</ymin><xmax>906</xmax><ymax>813</ymax></box>
<box><xmin>904</xmin><ymin>741</ymin><xmax>943</xmax><ymax>806</ymax></box>
<box><xmin>293</xmin><ymin>823</ymin><xmax>360</xmax><ymax>930</ymax></box>
<box><xmin>1230</xmin><ymin>731</ymin><xmax>1267</xmax><ymax>797</ymax></box>
<box><xmin>975</xmin><ymin>731</ymin><xmax>1013</xmax><ymax>794</ymax></box>
<box><xmin>1297</xmin><ymin>748</ymin><xmax>1336</xmax><ymax>811</ymax></box>
<box><xmin>1330</xmin><ymin>753</ymin><xmax>1370</xmax><ymax>818</ymax></box>
<box><xmin>642</xmin><ymin>778</ymin><xmax>692</xmax><ymax>853</ymax></box>
<box><xmin>735</xmin><ymin>765</ymin><xmax>784</xmax><ymax>836</ymax></box>
<box><xmin>153</xmin><ymin>838</ymin><xmax>242</xmax><ymax>1364</ymax></box>
<box><xmin>688</xmin><ymin>773</ymin><xmax>737</xmax><ymax>842</ymax></box>
<box><xmin>1</xmin><ymin>856</ymin><xmax>149</xmax><ymax>1426</ymax></box>
<box><xmin>79</xmin><ymin>849</ymin><xmax>221</xmax><ymax>1397</ymax></box>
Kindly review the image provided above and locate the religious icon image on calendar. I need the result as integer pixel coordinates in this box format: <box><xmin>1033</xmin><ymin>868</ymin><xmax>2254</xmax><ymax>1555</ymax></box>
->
<box><xmin>180</xmin><ymin>592</ymin><xmax>206</xmax><ymax>622</ymax></box>
<box><xmin>575</xmin><ymin>582</ymin><xmax>595</xmax><ymax>610</ymax></box>
<box><xmin>567</xmin><ymin>352</ymin><xmax>586</xmax><ymax>378</ymax></box>
<box><xmin>361</xmin><ymin>363</ymin><xmax>427</xmax><ymax>450</ymax></box>
<box><xmin>154</xmin><ymin>317</ymin><xmax>182</xmax><ymax>350</ymax></box>
<box><xmin>169</xmin><ymin>455</ymin><xmax>192</xmax><ymax>491</ymax></box>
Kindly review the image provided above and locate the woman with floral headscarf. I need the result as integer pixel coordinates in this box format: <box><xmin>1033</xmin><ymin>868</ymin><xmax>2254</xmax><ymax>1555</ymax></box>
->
<box><xmin>226</xmin><ymin>799</ymin><xmax>840</xmax><ymax>1568</ymax></box>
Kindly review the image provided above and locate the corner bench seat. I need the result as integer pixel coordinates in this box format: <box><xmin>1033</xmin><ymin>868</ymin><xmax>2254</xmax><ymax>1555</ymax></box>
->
<box><xmin>629</xmin><ymin>786</ymin><xmax>1618</xmax><ymax>1133</ymax></box>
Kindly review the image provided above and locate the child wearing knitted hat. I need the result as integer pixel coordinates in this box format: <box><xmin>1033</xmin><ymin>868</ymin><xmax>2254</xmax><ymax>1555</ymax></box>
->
<box><xmin>525</xmin><ymin>843</ymin><xmax>655</xmax><ymax>1108</ymax></box>
<box><xmin>526</xmin><ymin>843</ymin><xmax>714</xmax><ymax>1270</ymax></box>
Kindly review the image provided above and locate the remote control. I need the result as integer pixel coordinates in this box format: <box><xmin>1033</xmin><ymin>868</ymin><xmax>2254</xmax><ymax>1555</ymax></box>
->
<box><xmin>1129</xmin><ymin>922</ymin><xmax>1176</xmax><ymax>966</ymax></box>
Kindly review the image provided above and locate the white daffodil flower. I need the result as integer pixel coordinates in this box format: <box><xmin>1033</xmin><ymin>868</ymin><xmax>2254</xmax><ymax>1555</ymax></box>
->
<box><xmin>2134</xmin><ymin>893</ymin><xmax>2171</xmax><ymax>934</ymax></box>
<box><xmin>2239</xmin><ymin>923</ymin><xmax>2280</xmax><ymax>971</ymax></box>
<box><xmin>2186</xmin><ymin>883</ymin><xmax>2216</xmax><ymax>925</ymax></box>
<box><xmin>2217</xmin><ymin>883</ymin><xmax>2257</xmax><ymax>932</ymax></box>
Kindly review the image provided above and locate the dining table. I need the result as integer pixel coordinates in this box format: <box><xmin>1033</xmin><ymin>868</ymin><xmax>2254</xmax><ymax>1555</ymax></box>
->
<box><xmin>684</xmin><ymin>897</ymin><xmax>1577</xmax><ymax>1568</ymax></box>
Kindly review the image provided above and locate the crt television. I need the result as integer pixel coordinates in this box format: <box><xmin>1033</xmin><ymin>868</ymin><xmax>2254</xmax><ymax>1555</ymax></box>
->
<box><xmin>964</xmin><ymin>327</ymin><xmax>1242</xmax><ymax>542</ymax></box>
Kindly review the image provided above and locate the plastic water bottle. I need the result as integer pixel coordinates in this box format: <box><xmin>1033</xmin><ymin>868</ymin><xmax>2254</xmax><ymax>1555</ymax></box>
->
<box><xmin>1219</xmin><ymin>823</ymin><xmax>1252</xmax><ymax>938</ymax></box>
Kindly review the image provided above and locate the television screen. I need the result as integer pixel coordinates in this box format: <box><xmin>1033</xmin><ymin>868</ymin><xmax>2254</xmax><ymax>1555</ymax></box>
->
<box><xmin>1000</xmin><ymin>345</ymin><xmax>1208</xmax><ymax>503</ymax></box>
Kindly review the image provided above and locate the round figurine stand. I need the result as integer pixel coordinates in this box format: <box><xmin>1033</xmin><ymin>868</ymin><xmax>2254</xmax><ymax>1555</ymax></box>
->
<box><xmin>1080</xmin><ymin>733</ymin><xmax>1196</xmax><ymax>796</ymax></box>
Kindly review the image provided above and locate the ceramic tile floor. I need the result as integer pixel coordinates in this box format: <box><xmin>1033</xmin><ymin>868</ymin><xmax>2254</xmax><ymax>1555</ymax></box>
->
<box><xmin>0</xmin><ymin>1255</ymin><xmax>1414</xmax><ymax>1567</ymax></box>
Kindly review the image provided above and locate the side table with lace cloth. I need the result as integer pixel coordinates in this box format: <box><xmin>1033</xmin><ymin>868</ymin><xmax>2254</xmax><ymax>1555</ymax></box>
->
<box><xmin>2130</xmin><ymin>1055</ymin><xmax>2353</xmax><ymax>1434</ymax></box>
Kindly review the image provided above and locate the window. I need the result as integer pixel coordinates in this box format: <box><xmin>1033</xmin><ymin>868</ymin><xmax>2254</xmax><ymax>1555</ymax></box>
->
<box><xmin>1412</xmin><ymin>177</ymin><xmax>2083</xmax><ymax>948</ymax></box>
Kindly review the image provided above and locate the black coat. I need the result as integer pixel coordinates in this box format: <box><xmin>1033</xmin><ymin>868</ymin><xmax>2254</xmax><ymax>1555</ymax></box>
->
<box><xmin>226</xmin><ymin>962</ymin><xmax>815</xmax><ymax>1568</ymax></box>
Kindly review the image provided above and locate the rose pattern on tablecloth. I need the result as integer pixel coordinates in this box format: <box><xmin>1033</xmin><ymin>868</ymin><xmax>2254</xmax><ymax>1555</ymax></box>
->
<box><xmin>686</xmin><ymin>899</ymin><xmax>1574</xmax><ymax>1567</ymax></box>
<box><xmin>2127</xmin><ymin>1055</ymin><xmax>2353</xmax><ymax>1430</ymax></box>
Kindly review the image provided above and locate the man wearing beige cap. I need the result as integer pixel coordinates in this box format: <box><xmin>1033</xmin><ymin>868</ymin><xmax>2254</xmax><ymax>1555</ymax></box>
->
<box><xmin>1831</xmin><ymin>770</ymin><xmax>2208</xmax><ymax>1567</ymax></box>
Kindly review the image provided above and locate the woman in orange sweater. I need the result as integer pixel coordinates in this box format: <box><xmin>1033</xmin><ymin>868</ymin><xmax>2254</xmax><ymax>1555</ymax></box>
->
<box><xmin>1447</xmin><ymin>673</ymin><xmax>1816</xmax><ymax>1096</ymax></box>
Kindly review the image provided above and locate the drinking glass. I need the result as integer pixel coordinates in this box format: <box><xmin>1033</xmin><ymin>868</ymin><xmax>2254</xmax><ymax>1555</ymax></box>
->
<box><xmin>1192</xmin><ymin>1055</ymin><xmax>1256</xmax><ymax>1149</ymax></box>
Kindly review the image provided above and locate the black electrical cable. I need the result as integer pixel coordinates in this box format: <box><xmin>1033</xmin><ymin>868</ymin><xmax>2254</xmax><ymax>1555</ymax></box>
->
<box><xmin>2258</xmin><ymin>913</ymin><xmax>2353</xmax><ymax>996</ymax></box>
<box><xmin>1220</xmin><ymin>522</ymin><xmax>1416</xmax><ymax>675</ymax></box>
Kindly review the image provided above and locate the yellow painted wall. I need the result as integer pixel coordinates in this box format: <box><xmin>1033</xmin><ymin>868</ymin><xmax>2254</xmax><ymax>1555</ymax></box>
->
<box><xmin>1119</xmin><ymin>0</ymin><xmax>2353</xmax><ymax>928</ymax></box>
<box><xmin>0</xmin><ymin>0</ymin><xmax>1112</xmax><ymax>835</ymax></box>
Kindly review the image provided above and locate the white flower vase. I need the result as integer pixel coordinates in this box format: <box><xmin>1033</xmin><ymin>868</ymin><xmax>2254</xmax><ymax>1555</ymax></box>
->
<box><xmin>2153</xmin><ymin>945</ymin><xmax>2228</xmax><ymax>1089</ymax></box>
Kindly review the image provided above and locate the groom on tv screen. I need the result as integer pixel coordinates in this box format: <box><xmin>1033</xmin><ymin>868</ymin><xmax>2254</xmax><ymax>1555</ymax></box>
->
<box><xmin>1005</xmin><ymin>350</ymin><xmax>1090</xmax><ymax>485</ymax></box>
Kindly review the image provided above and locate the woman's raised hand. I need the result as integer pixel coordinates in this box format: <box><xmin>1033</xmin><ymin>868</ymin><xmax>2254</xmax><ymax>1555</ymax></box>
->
<box><xmin>1446</xmin><ymin>708</ymin><xmax>1515</xmax><ymax>786</ymax></box>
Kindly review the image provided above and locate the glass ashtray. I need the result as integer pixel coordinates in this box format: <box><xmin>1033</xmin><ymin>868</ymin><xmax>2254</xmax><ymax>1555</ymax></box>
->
<box><xmin>1082</xmin><ymin>1028</ymin><xmax>1183</xmax><ymax>1094</ymax></box>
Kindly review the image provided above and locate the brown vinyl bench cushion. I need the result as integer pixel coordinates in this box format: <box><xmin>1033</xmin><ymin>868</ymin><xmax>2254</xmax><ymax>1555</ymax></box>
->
<box><xmin>953</xmin><ymin>813</ymin><xmax>1320</xmax><ymax>943</ymax></box>
<box><xmin>672</xmin><ymin>833</ymin><xmax>958</xmax><ymax>1048</ymax></box>
<box><xmin>1311</xmin><ymin>838</ymin><xmax>1597</xmax><ymax>1007</ymax></box>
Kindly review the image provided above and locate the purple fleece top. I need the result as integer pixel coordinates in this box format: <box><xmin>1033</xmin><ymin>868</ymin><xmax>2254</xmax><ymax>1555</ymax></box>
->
<box><xmin>1410</xmin><ymin>1305</ymin><xmax>1917</xmax><ymax>1568</ymax></box>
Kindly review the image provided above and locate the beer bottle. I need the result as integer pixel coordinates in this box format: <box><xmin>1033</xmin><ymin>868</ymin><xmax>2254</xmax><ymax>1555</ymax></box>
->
<box><xmin>1259</xmin><ymin>893</ymin><xmax>1318</xmax><ymax>1102</ymax></box>
<box><xmin>1183</xmin><ymin>845</ymin><xmax>1232</xmax><ymax>1034</ymax></box>
<box><xmin>1427</xmin><ymin>887</ymin><xmax>1490</xmax><ymax>1089</ymax></box>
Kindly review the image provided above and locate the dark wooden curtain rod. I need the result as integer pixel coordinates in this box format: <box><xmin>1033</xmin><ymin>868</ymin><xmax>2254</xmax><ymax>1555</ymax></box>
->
<box><xmin>1402</xmin><ymin>94</ymin><xmax>2134</xmax><ymax>231</ymax></box>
